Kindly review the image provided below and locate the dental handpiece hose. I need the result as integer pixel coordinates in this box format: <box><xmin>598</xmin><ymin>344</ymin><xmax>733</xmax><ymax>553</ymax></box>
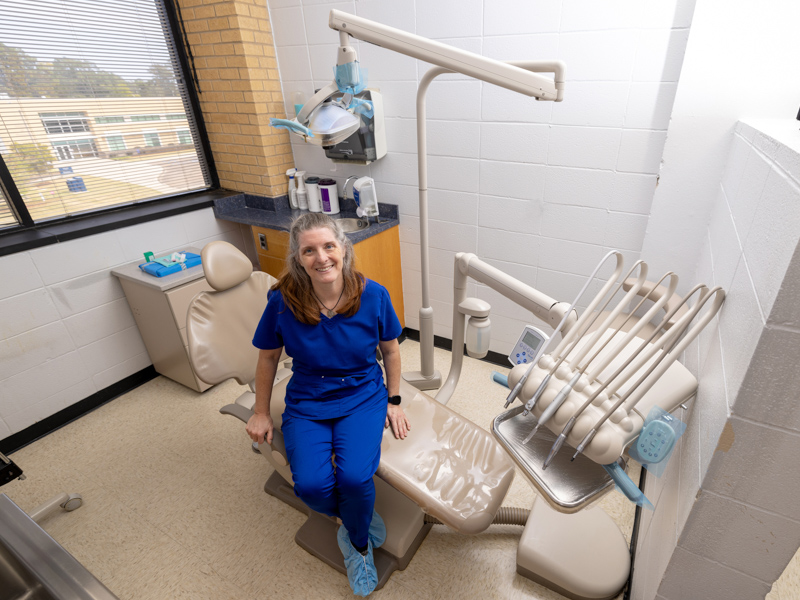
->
<box><xmin>571</xmin><ymin>286</ymin><xmax>724</xmax><ymax>461</ymax></box>
<box><xmin>508</xmin><ymin>250</ymin><xmax>622</xmax><ymax>411</ymax></box>
<box><xmin>523</xmin><ymin>258</ymin><xmax>645</xmax><ymax>418</ymax></box>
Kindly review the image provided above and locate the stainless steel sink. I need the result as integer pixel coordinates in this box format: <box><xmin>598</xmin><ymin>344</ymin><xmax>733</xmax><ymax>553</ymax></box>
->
<box><xmin>0</xmin><ymin>494</ymin><xmax>118</xmax><ymax>599</ymax></box>
<box><xmin>337</xmin><ymin>218</ymin><xmax>370</xmax><ymax>233</ymax></box>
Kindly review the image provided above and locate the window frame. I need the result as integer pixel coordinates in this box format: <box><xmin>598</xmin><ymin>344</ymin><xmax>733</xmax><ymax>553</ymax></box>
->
<box><xmin>0</xmin><ymin>0</ymin><xmax>220</xmax><ymax>256</ymax></box>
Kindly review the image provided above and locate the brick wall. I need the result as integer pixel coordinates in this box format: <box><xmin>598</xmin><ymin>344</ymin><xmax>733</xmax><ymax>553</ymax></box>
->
<box><xmin>176</xmin><ymin>0</ymin><xmax>293</xmax><ymax>196</ymax></box>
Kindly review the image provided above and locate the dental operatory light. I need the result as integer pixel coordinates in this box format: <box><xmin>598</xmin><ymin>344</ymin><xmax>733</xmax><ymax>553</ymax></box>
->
<box><xmin>326</xmin><ymin>10</ymin><xmax>565</xmax><ymax>390</ymax></box>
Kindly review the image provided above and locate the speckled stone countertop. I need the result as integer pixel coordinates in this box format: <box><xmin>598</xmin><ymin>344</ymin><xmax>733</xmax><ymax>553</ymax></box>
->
<box><xmin>213</xmin><ymin>193</ymin><xmax>400</xmax><ymax>244</ymax></box>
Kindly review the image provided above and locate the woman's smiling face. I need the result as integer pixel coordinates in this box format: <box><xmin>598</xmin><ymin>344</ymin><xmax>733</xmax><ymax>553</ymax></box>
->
<box><xmin>297</xmin><ymin>226</ymin><xmax>344</xmax><ymax>286</ymax></box>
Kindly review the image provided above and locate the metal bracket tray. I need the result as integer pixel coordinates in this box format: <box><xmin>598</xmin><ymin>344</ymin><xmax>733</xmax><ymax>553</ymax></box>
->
<box><xmin>492</xmin><ymin>406</ymin><xmax>616</xmax><ymax>513</ymax></box>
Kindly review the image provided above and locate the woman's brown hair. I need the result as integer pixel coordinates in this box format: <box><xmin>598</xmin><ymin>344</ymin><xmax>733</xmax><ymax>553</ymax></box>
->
<box><xmin>272</xmin><ymin>212</ymin><xmax>365</xmax><ymax>325</ymax></box>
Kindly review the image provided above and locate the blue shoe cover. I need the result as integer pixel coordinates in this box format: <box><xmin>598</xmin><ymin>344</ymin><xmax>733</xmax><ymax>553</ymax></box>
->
<box><xmin>368</xmin><ymin>510</ymin><xmax>386</xmax><ymax>548</ymax></box>
<box><xmin>337</xmin><ymin>525</ymin><xmax>378</xmax><ymax>596</ymax></box>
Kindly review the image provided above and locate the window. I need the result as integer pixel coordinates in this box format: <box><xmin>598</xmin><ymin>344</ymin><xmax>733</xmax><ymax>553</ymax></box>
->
<box><xmin>106</xmin><ymin>135</ymin><xmax>126</xmax><ymax>151</ymax></box>
<box><xmin>40</xmin><ymin>113</ymin><xmax>91</xmax><ymax>134</ymax></box>
<box><xmin>143</xmin><ymin>132</ymin><xmax>161</xmax><ymax>147</ymax></box>
<box><xmin>0</xmin><ymin>0</ymin><xmax>213</xmax><ymax>231</ymax></box>
<box><xmin>52</xmin><ymin>139</ymin><xmax>99</xmax><ymax>160</ymax></box>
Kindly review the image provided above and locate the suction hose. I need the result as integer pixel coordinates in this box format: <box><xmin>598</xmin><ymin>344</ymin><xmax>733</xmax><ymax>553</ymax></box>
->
<box><xmin>424</xmin><ymin>506</ymin><xmax>529</xmax><ymax>527</ymax></box>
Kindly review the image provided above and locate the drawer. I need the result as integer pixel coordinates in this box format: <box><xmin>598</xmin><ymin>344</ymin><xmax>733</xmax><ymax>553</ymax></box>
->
<box><xmin>165</xmin><ymin>277</ymin><xmax>214</xmax><ymax>326</ymax></box>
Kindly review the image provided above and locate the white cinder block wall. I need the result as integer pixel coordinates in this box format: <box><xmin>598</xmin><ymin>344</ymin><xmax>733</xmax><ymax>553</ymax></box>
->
<box><xmin>635</xmin><ymin>121</ymin><xmax>800</xmax><ymax>599</ymax></box>
<box><xmin>268</xmin><ymin>0</ymin><xmax>696</xmax><ymax>354</ymax></box>
<box><xmin>0</xmin><ymin>210</ymin><xmax>253</xmax><ymax>439</ymax></box>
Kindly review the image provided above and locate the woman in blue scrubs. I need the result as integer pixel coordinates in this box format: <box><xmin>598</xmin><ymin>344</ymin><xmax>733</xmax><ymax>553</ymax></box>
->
<box><xmin>246</xmin><ymin>212</ymin><xmax>410</xmax><ymax>597</ymax></box>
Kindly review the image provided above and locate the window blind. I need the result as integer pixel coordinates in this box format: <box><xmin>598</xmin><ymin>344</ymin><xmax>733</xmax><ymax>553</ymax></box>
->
<box><xmin>0</xmin><ymin>0</ymin><xmax>211</xmax><ymax>228</ymax></box>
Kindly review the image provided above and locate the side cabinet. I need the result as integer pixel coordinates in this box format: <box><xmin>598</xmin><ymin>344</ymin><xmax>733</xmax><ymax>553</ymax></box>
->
<box><xmin>112</xmin><ymin>256</ymin><xmax>214</xmax><ymax>393</ymax></box>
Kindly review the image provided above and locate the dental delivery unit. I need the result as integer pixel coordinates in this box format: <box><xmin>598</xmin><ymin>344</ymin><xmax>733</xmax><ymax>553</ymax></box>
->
<box><xmin>184</xmin><ymin>10</ymin><xmax>726</xmax><ymax>600</ymax></box>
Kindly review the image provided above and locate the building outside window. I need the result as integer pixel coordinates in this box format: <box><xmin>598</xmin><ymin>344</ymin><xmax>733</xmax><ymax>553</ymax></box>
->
<box><xmin>0</xmin><ymin>0</ymin><xmax>213</xmax><ymax>229</ymax></box>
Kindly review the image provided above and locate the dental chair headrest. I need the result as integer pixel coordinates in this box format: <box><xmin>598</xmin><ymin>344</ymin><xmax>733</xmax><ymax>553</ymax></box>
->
<box><xmin>201</xmin><ymin>241</ymin><xmax>254</xmax><ymax>291</ymax></box>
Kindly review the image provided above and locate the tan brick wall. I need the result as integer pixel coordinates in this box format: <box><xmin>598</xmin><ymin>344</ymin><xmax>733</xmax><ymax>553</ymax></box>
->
<box><xmin>176</xmin><ymin>0</ymin><xmax>293</xmax><ymax>196</ymax></box>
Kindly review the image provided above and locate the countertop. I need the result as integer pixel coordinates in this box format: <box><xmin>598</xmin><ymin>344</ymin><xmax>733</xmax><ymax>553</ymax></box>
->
<box><xmin>212</xmin><ymin>193</ymin><xmax>400</xmax><ymax>244</ymax></box>
<box><xmin>111</xmin><ymin>246</ymin><xmax>206</xmax><ymax>292</ymax></box>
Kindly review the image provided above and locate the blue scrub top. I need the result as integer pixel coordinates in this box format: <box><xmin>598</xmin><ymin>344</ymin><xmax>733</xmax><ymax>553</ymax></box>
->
<box><xmin>252</xmin><ymin>279</ymin><xmax>402</xmax><ymax>420</ymax></box>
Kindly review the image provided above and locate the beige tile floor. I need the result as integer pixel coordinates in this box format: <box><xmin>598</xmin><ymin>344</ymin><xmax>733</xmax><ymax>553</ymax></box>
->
<box><xmin>3</xmin><ymin>340</ymin><xmax>797</xmax><ymax>599</ymax></box>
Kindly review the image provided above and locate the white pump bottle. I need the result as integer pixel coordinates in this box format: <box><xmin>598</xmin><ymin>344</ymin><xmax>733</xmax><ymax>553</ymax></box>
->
<box><xmin>286</xmin><ymin>168</ymin><xmax>298</xmax><ymax>208</ymax></box>
<box><xmin>295</xmin><ymin>171</ymin><xmax>308</xmax><ymax>210</ymax></box>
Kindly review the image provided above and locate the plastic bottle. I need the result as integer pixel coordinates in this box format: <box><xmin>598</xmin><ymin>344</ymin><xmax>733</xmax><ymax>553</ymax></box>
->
<box><xmin>319</xmin><ymin>178</ymin><xmax>340</xmax><ymax>215</ymax></box>
<box><xmin>286</xmin><ymin>168</ymin><xmax>298</xmax><ymax>209</ymax></box>
<box><xmin>305</xmin><ymin>176</ymin><xmax>322</xmax><ymax>212</ymax></box>
<box><xmin>353</xmin><ymin>176</ymin><xmax>379</xmax><ymax>218</ymax></box>
<box><xmin>295</xmin><ymin>171</ymin><xmax>308</xmax><ymax>210</ymax></box>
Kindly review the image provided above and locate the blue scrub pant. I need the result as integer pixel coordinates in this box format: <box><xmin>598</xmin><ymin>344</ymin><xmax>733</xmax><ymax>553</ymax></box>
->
<box><xmin>282</xmin><ymin>395</ymin><xmax>386</xmax><ymax>549</ymax></box>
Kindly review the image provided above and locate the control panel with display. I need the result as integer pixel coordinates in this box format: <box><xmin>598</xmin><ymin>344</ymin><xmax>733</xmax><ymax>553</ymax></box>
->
<box><xmin>509</xmin><ymin>325</ymin><xmax>549</xmax><ymax>367</ymax></box>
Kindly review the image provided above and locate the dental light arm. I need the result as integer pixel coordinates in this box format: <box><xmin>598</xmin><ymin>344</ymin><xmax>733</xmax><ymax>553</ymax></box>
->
<box><xmin>329</xmin><ymin>10</ymin><xmax>563</xmax><ymax>101</ymax></box>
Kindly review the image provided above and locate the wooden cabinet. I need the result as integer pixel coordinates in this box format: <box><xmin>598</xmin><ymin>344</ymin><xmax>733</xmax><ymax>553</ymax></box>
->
<box><xmin>251</xmin><ymin>225</ymin><xmax>405</xmax><ymax>327</ymax></box>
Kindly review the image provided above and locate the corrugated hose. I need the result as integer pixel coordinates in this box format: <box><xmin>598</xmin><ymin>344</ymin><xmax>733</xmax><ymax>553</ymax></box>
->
<box><xmin>423</xmin><ymin>506</ymin><xmax>529</xmax><ymax>527</ymax></box>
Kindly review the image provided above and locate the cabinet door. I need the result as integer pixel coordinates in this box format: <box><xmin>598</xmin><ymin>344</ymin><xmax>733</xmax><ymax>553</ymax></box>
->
<box><xmin>252</xmin><ymin>227</ymin><xmax>290</xmax><ymax>278</ymax></box>
<box><xmin>353</xmin><ymin>226</ymin><xmax>404</xmax><ymax>327</ymax></box>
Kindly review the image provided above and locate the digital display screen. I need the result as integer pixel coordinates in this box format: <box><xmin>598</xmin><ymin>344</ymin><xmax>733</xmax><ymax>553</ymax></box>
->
<box><xmin>523</xmin><ymin>331</ymin><xmax>542</xmax><ymax>351</ymax></box>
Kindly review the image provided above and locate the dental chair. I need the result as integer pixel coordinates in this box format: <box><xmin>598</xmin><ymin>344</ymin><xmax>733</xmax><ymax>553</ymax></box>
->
<box><xmin>187</xmin><ymin>242</ymin><xmax>724</xmax><ymax>600</ymax></box>
<box><xmin>186</xmin><ymin>241</ymin><xmax>517</xmax><ymax>590</ymax></box>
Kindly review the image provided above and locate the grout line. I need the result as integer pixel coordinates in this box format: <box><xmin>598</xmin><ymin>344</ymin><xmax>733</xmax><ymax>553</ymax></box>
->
<box><xmin>702</xmin><ymin>489</ymin><xmax>800</xmax><ymax>526</ymax></box>
<box><xmin>730</xmin><ymin>413</ymin><xmax>800</xmax><ymax>439</ymax></box>
<box><xmin>673</xmin><ymin>545</ymin><xmax>774</xmax><ymax>586</ymax></box>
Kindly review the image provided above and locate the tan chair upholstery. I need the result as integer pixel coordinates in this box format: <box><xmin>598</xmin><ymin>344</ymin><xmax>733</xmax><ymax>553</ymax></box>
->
<box><xmin>187</xmin><ymin>241</ymin><xmax>275</xmax><ymax>386</ymax></box>
<box><xmin>379</xmin><ymin>388</ymin><xmax>515</xmax><ymax>534</ymax></box>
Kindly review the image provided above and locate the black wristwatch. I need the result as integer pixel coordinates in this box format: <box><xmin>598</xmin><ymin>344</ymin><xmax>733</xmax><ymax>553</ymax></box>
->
<box><xmin>388</xmin><ymin>395</ymin><xmax>402</xmax><ymax>406</ymax></box>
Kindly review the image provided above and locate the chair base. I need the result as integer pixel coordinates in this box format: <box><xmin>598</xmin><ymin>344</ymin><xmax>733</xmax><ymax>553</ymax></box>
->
<box><xmin>264</xmin><ymin>471</ymin><xmax>433</xmax><ymax>591</ymax></box>
<box><xmin>516</xmin><ymin>497</ymin><xmax>630</xmax><ymax>600</ymax></box>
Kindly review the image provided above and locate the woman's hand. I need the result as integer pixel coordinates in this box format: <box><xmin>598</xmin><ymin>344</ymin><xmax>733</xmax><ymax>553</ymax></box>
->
<box><xmin>386</xmin><ymin>404</ymin><xmax>411</xmax><ymax>440</ymax></box>
<box><xmin>246</xmin><ymin>412</ymin><xmax>274</xmax><ymax>445</ymax></box>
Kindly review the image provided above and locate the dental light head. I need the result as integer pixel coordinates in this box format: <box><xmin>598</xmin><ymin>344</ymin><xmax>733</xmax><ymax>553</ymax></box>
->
<box><xmin>270</xmin><ymin>27</ymin><xmax>370</xmax><ymax>146</ymax></box>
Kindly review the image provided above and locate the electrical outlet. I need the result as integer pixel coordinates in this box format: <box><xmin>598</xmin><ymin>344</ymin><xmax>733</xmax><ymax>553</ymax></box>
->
<box><xmin>258</xmin><ymin>233</ymin><xmax>268</xmax><ymax>251</ymax></box>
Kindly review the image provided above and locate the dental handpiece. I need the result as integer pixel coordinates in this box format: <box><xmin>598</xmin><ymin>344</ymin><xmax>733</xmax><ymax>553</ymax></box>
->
<box><xmin>522</xmin><ymin>260</ymin><xmax>647</xmax><ymax>423</ymax></box>
<box><xmin>571</xmin><ymin>286</ymin><xmax>723</xmax><ymax>462</ymax></box>
<box><xmin>569</xmin><ymin>286</ymin><xmax>708</xmax><ymax>461</ymax></box>
<box><xmin>541</xmin><ymin>271</ymin><xmax>677</xmax><ymax>467</ymax></box>
<box><xmin>506</xmin><ymin>250</ymin><xmax>623</xmax><ymax>410</ymax></box>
